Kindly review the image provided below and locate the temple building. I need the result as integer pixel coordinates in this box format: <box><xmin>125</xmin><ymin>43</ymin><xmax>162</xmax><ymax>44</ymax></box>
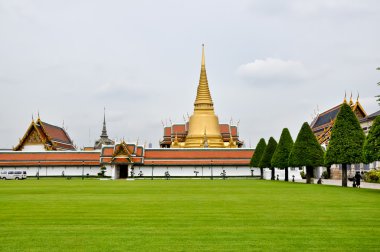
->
<box><xmin>160</xmin><ymin>45</ymin><xmax>243</xmax><ymax>148</ymax></box>
<box><xmin>0</xmin><ymin>46</ymin><xmax>264</xmax><ymax>179</ymax></box>
<box><xmin>14</xmin><ymin>117</ymin><xmax>75</xmax><ymax>151</ymax></box>
<box><xmin>94</xmin><ymin>109</ymin><xmax>114</xmax><ymax>149</ymax></box>
<box><xmin>311</xmin><ymin>94</ymin><xmax>367</xmax><ymax>146</ymax></box>
<box><xmin>310</xmin><ymin>94</ymin><xmax>380</xmax><ymax>180</ymax></box>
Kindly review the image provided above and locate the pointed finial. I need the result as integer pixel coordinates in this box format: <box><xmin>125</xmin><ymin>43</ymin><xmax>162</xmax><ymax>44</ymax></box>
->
<box><xmin>37</xmin><ymin>110</ymin><xmax>40</xmax><ymax>120</ymax></box>
<box><xmin>62</xmin><ymin>120</ymin><xmax>65</xmax><ymax>129</ymax></box>
<box><xmin>201</xmin><ymin>43</ymin><xmax>205</xmax><ymax>66</ymax></box>
<box><xmin>103</xmin><ymin>107</ymin><xmax>106</xmax><ymax>124</ymax></box>
<box><xmin>32</xmin><ymin>114</ymin><xmax>34</xmax><ymax>122</ymax></box>
<box><xmin>349</xmin><ymin>91</ymin><xmax>353</xmax><ymax>105</ymax></box>
<box><xmin>357</xmin><ymin>91</ymin><xmax>359</xmax><ymax>102</ymax></box>
<box><xmin>343</xmin><ymin>91</ymin><xmax>347</xmax><ymax>103</ymax></box>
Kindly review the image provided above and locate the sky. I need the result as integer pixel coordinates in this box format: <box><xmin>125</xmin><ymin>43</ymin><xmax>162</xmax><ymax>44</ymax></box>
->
<box><xmin>0</xmin><ymin>0</ymin><xmax>379</xmax><ymax>149</ymax></box>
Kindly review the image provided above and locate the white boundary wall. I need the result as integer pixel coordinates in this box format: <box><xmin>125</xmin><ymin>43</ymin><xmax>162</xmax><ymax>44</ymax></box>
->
<box><xmin>263</xmin><ymin>168</ymin><xmax>302</xmax><ymax>180</ymax></box>
<box><xmin>131</xmin><ymin>166</ymin><xmax>259</xmax><ymax>178</ymax></box>
<box><xmin>0</xmin><ymin>166</ymin><xmax>101</xmax><ymax>177</ymax></box>
<box><xmin>0</xmin><ymin>165</ymin><xmax>303</xmax><ymax>180</ymax></box>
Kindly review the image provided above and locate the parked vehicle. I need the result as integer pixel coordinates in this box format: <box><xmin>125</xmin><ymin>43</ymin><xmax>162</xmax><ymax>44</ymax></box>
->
<box><xmin>1</xmin><ymin>171</ymin><xmax>27</xmax><ymax>180</ymax></box>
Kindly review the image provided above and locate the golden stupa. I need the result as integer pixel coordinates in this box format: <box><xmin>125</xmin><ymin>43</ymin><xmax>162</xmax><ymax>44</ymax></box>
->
<box><xmin>168</xmin><ymin>45</ymin><xmax>237</xmax><ymax>148</ymax></box>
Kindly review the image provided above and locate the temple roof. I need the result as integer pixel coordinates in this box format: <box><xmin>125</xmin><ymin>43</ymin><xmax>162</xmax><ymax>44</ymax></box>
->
<box><xmin>0</xmin><ymin>151</ymin><xmax>99</xmax><ymax>166</ymax></box>
<box><xmin>311</xmin><ymin>97</ymin><xmax>368</xmax><ymax>145</ymax></box>
<box><xmin>160</xmin><ymin>123</ymin><xmax>243</xmax><ymax>148</ymax></box>
<box><xmin>311</xmin><ymin>104</ymin><xmax>341</xmax><ymax>129</ymax></box>
<box><xmin>144</xmin><ymin>148</ymin><xmax>254</xmax><ymax>166</ymax></box>
<box><xmin>14</xmin><ymin>118</ymin><xmax>76</xmax><ymax>151</ymax></box>
<box><xmin>361</xmin><ymin>110</ymin><xmax>380</xmax><ymax>122</ymax></box>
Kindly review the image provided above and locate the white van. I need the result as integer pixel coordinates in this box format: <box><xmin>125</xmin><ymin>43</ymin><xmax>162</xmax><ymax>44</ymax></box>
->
<box><xmin>1</xmin><ymin>171</ymin><xmax>27</xmax><ymax>180</ymax></box>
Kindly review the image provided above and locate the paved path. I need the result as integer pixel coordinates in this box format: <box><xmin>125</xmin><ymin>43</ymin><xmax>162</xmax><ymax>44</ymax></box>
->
<box><xmin>296</xmin><ymin>179</ymin><xmax>380</xmax><ymax>190</ymax></box>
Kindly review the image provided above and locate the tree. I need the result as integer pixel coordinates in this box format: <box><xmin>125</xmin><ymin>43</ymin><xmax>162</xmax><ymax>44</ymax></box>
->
<box><xmin>271</xmin><ymin>128</ymin><xmax>294</xmax><ymax>181</ymax></box>
<box><xmin>325</xmin><ymin>103</ymin><xmax>365</xmax><ymax>187</ymax></box>
<box><xmin>289</xmin><ymin>122</ymin><xmax>324</xmax><ymax>184</ymax></box>
<box><xmin>363</xmin><ymin>116</ymin><xmax>380</xmax><ymax>164</ymax></box>
<box><xmin>259</xmin><ymin>137</ymin><xmax>277</xmax><ymax>180</ymax></box>
<box><xmin>377</xmin><ymin>67</ymin><xmax>380</xmax><ymax>105</ymax></box>
<box><xmin>250</xmin><ymin>138</ymin><xmax>267</xmax><ymax>179</ymax></box>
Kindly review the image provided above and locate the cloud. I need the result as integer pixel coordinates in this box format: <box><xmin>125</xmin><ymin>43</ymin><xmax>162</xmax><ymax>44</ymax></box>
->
<box><xmin>236</xmin><ymin>58</ymin><xmax>309</xmax><ymax>85</ymax></box>
<box><xmin>249</xmin><ymin>0</ymin><xmax>376</xmax><ymax>17</ymax></box>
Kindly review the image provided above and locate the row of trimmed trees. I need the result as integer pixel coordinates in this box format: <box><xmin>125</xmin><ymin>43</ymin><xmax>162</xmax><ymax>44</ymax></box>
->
<box><xmin>250</xmin><ymin>102</ymin><xmax>380</xmax><ymax>187</ymax></box>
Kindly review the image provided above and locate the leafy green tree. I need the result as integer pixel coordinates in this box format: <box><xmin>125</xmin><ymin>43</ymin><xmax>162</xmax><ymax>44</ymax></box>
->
<box><xmin>325</xmin><ymin>103</ymin><xmax>365</xmax><ymax>187</ymax></box>
<box><xmin>259</xmin><ymin>137</ymin><xmax>277</xmax><ymax>180</ymax></box>
<box><xmin>271</xmin><ymin>128</ymin><xmax>294</xmax><ymax>181</ymax></box>
<box><xmin>250</xmin><ymin>138</ymin><xmax>266</xmax><ymax>179</ymax></box>
<box><xmin>363</xmin><ymin>116</ymin><xmax>380</xmax><ymax>163</ymax></box>
<box><xmin>289</xmin><ymin>122</ymin><xmax>324</xmax><ymax>184</ymax></box>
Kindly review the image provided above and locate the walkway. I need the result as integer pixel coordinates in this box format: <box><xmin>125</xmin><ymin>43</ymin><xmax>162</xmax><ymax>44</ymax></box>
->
<box><xmin>296</xmin><ymin>179</ymin><xmax>380</xmax><ymax>190</ymax></box>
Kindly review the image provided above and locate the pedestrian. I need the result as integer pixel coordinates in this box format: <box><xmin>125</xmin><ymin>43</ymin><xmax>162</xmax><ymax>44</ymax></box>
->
<box><xmin>317</xmin><ymin>177</ymin><xmax>322</xmax><ymax>184</ymax></box>
<box><xmin>354</xmin><ymin>171</ymin><xmax>362</xmax><ymax>188</ymax></box>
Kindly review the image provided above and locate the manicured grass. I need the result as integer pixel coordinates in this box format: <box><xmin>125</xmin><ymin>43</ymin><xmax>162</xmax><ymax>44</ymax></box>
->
<box><xmin>0</xmin><ymin>179</ymin><xmax>379</xmax><ymax>251</ymax></box>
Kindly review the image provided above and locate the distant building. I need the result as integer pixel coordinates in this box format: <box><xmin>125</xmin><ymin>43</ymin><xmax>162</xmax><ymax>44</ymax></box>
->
<box><xmin>94</xmin><ymin>110</ymin><xmax>114</xmax><ymax>149</ymax></box>
<box><xmin>14</xmin><ymin>117</ymin><xmax>75</xmax><ymax>151</ymax></box>
<box><xmin>360</xmin><ymin>110</ymin><xmax>380</xmax><ymax>134</ymax></box>
<box><xmin>310</xmin><ymin>95</ymin><xmax>380</xmax><ymax>179</ymax></box>
<box><xmin>310</xmin><ymin>95</ymin><xmax>367</xmax><ymax>146</ymax></box>
<box><xmin>0</xmin><ymin>46</ymin><xmax>265</xmax><ymax>179</ymax></box>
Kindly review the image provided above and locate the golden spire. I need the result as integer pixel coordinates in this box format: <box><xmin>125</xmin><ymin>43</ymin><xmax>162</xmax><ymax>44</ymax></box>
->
<box><xmin>343</xmin><ymin>91</ymin><xmax>347</xmax><ymax>103</ymax></box>
<box><xmin>194</xmin><ymin>44</ymin><xmax>214</xmax><ymax>111</ymax></box>
<box><xmin>349</xmin><ymin>92</ymin><xmax>353</xmax><ymax>105</ymax></box>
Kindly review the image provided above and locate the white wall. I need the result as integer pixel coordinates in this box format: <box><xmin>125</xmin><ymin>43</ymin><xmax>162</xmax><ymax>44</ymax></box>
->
<box><xmin>0</xmin><ymin>166</ymin><xmax>101</xmax><ymax>177</ymax></box>
<box><xmin>128</xmin><ymin>166</ymin><xmax>258</xmax><ymax>178</ymax></box>
<box><xmin>263</xmin><ymin>168</ymin><xmax>302</xmax><ymax>180</ymax></box>
<box><xmin>22</xmin><ymin>144</ymin><xmax>45</xmax><ymax>151</ymax></box>
<box><xmin>0</xmin><ymin>165</ymin><xmax>304</xmax><ymax>180</ymax></box>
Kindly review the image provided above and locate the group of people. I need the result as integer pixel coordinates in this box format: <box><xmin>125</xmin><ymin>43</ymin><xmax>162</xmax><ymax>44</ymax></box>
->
<box><xmin>316</xmin><ymin>171</ymin><xmax>363</xmax><ymax>188</ymax></box>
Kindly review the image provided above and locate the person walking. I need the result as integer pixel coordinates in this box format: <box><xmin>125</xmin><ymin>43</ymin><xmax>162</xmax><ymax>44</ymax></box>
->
<box><xmin>354</xmin><ymin>171</ymin><xmax>362</xmax><ymax>188</ymax></box>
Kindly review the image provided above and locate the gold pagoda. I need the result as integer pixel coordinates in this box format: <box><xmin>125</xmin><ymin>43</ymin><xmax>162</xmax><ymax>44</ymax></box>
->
<box><xmin>165</xmin><ymin>45</ymin><xmax>239</xmax><ymax>148</ymax></box>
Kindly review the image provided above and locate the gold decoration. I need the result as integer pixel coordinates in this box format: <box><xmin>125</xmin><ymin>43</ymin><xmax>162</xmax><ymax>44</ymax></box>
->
<box><xmin>184</xmin><ymin>45</ymin><xmax>225</xmax><ymax>148</ymax></box>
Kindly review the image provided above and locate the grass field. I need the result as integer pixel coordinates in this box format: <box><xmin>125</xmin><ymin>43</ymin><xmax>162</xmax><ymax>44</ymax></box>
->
<box><xmin>0</xmin><ymin>179</ymin><xmax>379</xmax><ymax>251</ymax></box>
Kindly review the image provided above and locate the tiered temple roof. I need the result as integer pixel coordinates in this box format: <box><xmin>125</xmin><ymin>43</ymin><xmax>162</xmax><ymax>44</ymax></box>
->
<box><xmin>310</xmin><ymin>95</ymin><xmax>367</xmax><ymax>145</ymax></box>
<box><xmin>160</xmin><ymin>123</ymin><xmax>243</xmax><ymax>148</ymax></box>
<box><xmin>14</xmin><ymin>118</ymin><xmax>76</xmax><ymax>151</ymax></box>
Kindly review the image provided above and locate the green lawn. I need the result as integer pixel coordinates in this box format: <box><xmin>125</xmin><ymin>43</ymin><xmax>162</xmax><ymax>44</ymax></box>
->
<box><xmin>0</xmin><ymin>179</ymin><xmax>379</xmax><ymax>251</ymax></box>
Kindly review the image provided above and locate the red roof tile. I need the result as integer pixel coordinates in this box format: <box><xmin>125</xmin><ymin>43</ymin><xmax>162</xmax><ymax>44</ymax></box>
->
<box><xmin>41</xmin><ymin>121</ymin><xmax>72</xmax><ymax>144</ymax></box>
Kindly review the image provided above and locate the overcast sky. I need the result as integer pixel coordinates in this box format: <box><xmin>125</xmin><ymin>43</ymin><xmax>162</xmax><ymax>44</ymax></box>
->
<box><xmin>1</xmin><ymin>0</ymin><xmax>379</xmax><ymax>149</ymax></box>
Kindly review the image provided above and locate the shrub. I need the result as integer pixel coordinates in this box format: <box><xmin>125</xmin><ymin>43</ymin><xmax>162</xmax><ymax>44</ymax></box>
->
<box><xmin>321</xmin><ymin>171</ymin><xmax>329</xmax><ymax>179</ymax></box>
<box><xmin>364</xmin><ymin>170</ymin><xmax>380</xmax><ymax>183</ymax></box>
<box><xmin>300</xmin><ymin>170</ymin><xmax>306</xmax><ymax>179</ymax></box>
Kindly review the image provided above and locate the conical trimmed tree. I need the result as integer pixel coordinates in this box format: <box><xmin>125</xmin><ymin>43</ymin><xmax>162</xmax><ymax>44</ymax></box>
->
<box><xmin>259</xmin><ymin>137</ymin><xmax>277</xmax><ymax>180</ymax></box>
<box><xmin>289</xmin><ymin>122</ymin><xmax>324</xmax><ymax>184</ymax></box>
<box><xmin>250</xmin><ymin>138</ymin><xmax>267</xmax><ymax>179</ymax></box>
<box><xmin>271</xmin><ymin>128</ymin><xmax>294</xmax><ymax>181</ymax></box>
<box><xmin>363</xmin><ymin>116</ymin><xmax>380</xmax><ymax>163</ymax></box>
<box><xmin>325</xmin><ymin>103</ymin><xmax>365</xmax><ymax>187</ymax></box>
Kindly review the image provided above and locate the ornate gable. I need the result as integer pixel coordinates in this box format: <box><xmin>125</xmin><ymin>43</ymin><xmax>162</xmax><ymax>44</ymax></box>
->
<box><xmin>112</xmin><ymin>141</ymin><xmax>133</xmax><ymax>163</ymax></box>
<box><xmin>14</xmin><ymin>121</ymin><xmax>50</xmax><ymax>151</ymax></box>
<box><xmin>25</xmin><ymin>129</ymin><xmax>44</xmax><ymax>145</ymax></box>
<box><xmin>14</xmin><ymin>118</ymin><xmax>75</xmax><ymax>151</ymax></box>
